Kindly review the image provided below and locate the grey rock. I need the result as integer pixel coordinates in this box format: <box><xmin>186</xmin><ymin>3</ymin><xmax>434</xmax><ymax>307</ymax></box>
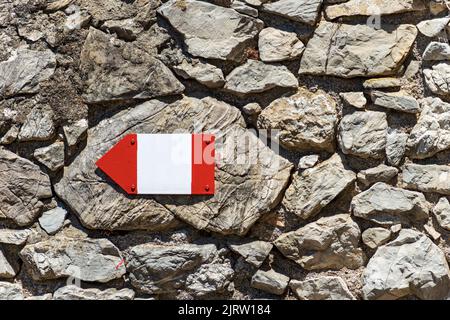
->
<box><xmin>80</xmin><ymin>0</ymin><xmax>160</xmax><ymax>23</ymax></box>
<box><xmin>0</xmin><ymin>282</ymin><xmax>23</xmax><ymax>300</ymax></box>
<box><xmin>362</xmin><ymin>229</ymin><xmax>450</xmax><ymax>300</ymax></box>
<box><xmin>55</xmin><ymin>97</ymin><xmax>292</xmax><ymax>235</ymax></box>
<box><xmin>363</xmin><ymin>77</ymin><xmax>402</xmax><ymax>90</ymax></box>
<box><xmin>34</xmin><ymin>142</ymin><xmax>65</xmax><ymax>172</ymax></box>
<box><xmin>370</xmin><ymin>91</ymin><xmax>421</xmax><ymax>114</ymax></box>
<box><xmin>357</xmin><ymin>164</ymin><xmax>399</xmax><ymax>187</ymax></box>
<box><xmin>424</xmin><ymin>224</ymin><xmax>441</xmax><ymax>241</ymax></box>
<box><xmin>423</xmin><ymin>63</ymin><xmax>450</xmax><ymax>96</ymax></box>
<box><xmin>417</xmin><ymin>17</ymin><xmax>450</xmax><ymax>37</ymax></box>
<box><xmin>351</xmin><ymin>182</ymin><xmax>429</xmax><ymax>226</ymax></box>
<box><xmin>402</xmin><ymin>163</ymin><xmax>450</xmax><ymax>195</ymax></box>
<box><xmin>53</xmin><ymin>285</ymin><xmax>135</xmax><ymax>300</ymax></box>
<box><xmin>407</xmin><ymin>97</ymin><xmax>450</xmax><ymax>159</ymax></box>
<box><xmin>26</xmin><ymin>293</ymin><xmax>53</xmax><ymax>300</ymax></box>
<box><xmin>65</xmin><ymin>8</ymin><xmax>91</xmax><ymax>31</ymax></box>
<box><xmin>290</xmin><ymin>277</ymin><xmax>356</xmax><ymax>300</ymax></box>
<box><xmin>338</xmin><ymin>111</ymin><xmax>388</xmax><ymax>159</ymax></box>
<box><xmin>20</xmin><ymin>237</ymin><xmax>125</xmax><ymax>283</ymax></box>
<box><xmin>340</xmin><ymin>92</ymin><xmax>367</xmax><ymax>109</ymax></box>
<box><xmin>433</xmin><ymin>197</ymin><xmax>450</xmax><ymax>231</ymax></box>
<box><xmin>0</xmin><ymin>125</ymin><xmax>19</xmax><ymax>145</ymax></box>
<box><xmin>298</xmin><ymin>155</ymin><xmax>319</xmax><ymax>169</ymax></box>
<box><xmin>102</xmin><ymin>18</ymin><xmax>144</xmax><ymax>41</ymax></box>
<box><xmin>0</xmin><ymin>229</ymin><xmax>31</xmax><ymax>246</ymax></box>
<box><xmin>0</xmin><ymin>250</ymin><xmax>16</xmax><ymax>279</ymax></box>
<box><xmin>299</xmin><ymin>22</ymin><xmax>417</xmax><ymax>78</ymax></box>
<box><xmin>18</xmin><ymin>105</ymin><xmax>55</xmax><ymax>142</ymax></box>
<box><xmin>158</xmin><ymin>0</ymin><xmax>263</xmax><ymax>61</ymax></box>
<box><xmin>423</xmin><ymin>42</ymin><xmax>450</xmax><ymax>61</ymax></box>
<box><xmin>231</xmin><ymin>1</ymin><xmax>259</xmax><ymax>17</ymax></box>
<box><xmin>63</xmin><ymin>119</ymin><xmax>88</xmax><ymax>148</ymax></box>
<box><xmin>258</xmin><ymin>88</ymin><xmax>337</xmax><ymax>152</ymax></box>
<box><xmin>386</xmin><ymin>129</ymin><xmax>408</xmax><ymax>166</ymax></box>
<box><xmin>173</xmin><ymin>59</ymin><xmax>225</xmax><ymax>88</ymax></box>
<box><xmin>127</xmin><ymin>243</ymin><xmax>234</xmax><ymax>296</ymax></box>
<box><xmin>242</xmin><ymin>102</ymin><xmax>262</xmax><ymax>125</ymax></box>
<box><xmin>229</xmin><ymin>241</ymin><xmax>273</xmax><ymax>267</ymax></box>
<box><xmin>38</xmin><ymin>207</ymin><xmax>67</xmax><ymax>235</ymax></box>
<box><xmin>251</xmin><ymin>269</ymin><xmax>289</xmax><ymax>295</ymax></box>
<box><xmin>362</xmin><ymin>227</ymin><xmax>391</xmax><ymax>249</ymax></box>
<box><xmin>263</xmin><ymin>0</ymin><xmax>322</xmax><ymax>25</ymax></box>
<box><xmin>80</xmin><ymin>27</ymin><xmax>184</xmax><ymax>104</ymax></box>
<box><xmin>0</xmin><ymin>148</ymin><xmax>52</xmax><ymax>226</ymax></box>
<box><xmin>274</xmin><ymin>214</ymin><xmax>365</xmax><ymax>270</ymax></box>
<box><xmin>283</xmin><ymin>153</ymin><xmax>356</xmax><ymax>219</ymax></box>
<box><xmin>258</xmin><ymin>27</ymin><xmax>304</xmax><ymax>62</ymax></box>
<box><xmin>404</xmin><ymin>60</ymin><xmax>421</xmax><ymax>79</ymax></box>
<box><xmin>0</xmin><ymin>49</ymin><xmax>56</xmax><ymax>98</ymax></box>
<box><xmin>225</xmin><ymin>60</ymin><xmax>298</xmax><ymax>95</ymax></box>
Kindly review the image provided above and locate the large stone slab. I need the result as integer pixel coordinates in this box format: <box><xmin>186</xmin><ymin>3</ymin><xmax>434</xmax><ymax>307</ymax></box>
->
<box><xmin>158</xmin><ymin>0</ymin><xmax>263</xmax><ymax>61</ymax></box>
<box><xmin>263</xmin><ymin>0</ymin><xmax>323</xmax><ymax>25</ymax></box>
<box><xmin>423</xmin><ymin>63</ymin><xmax>450</xmax><ymax>96</ymax></box>
<box><xmin>274</xmin><ymin>214</ymin><xmax>365</xmax><ymax>270</ymax></box>
<box><xmin>258</xmin><ymin>88</ymin><xmax>338</xmax><ymax>152</ymax></box>
<box><xmin>0</xmin><ymin>282</ymin><xmax>23</xmax><ymax>300</ymax></box>
<box><xmin>0</xmin><ymin>148</ymin><xmax>52</xmax><ymax>227</ymax></box>
<box><xmin>299</xmin><ymin>22</ymin><xmax>417</xmax><ymax>78</ymax></box>
<box><xmin>53</xmin><ymin>285</ymin><xmax>135</xmax><ymax>300</ymax></box>
<box><xmin>290</xmin><ymin>276</ymin><xmax>356</xmax><ymax>300</ymax></box>
<box><xmin>20</xmin><ymin>237</ymin><xmax>126</xmax><ymax>283</ymax></box>
<box><xmin>402</xmin><ymin>164</ymin><xmax>450</xmax><ymax>195</ymax></box>
<box><xmin>362</xmin><ymin>229</ymin><xmax>450</xmax><ymax>300</ymax></box>
<box><xmin>80</xmin><ymin>27</ymin><xmax>184</xmax><ymax>104</ymax></box>
<box><xmin>283</xmin><ymin>154</ymin><xmax>356</xmax><ymax>219</ymax></box>
<box><xmin>55</xmin><ymin>97</ymin><xmax>292</xmax><ymax>235</ymax></box>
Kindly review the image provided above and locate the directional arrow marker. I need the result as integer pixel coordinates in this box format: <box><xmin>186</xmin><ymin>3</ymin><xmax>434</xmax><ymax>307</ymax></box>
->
<box><xmin>96</xmin><ymin>133</ymin><xmax>215</xmax><ymax>195</ymax></box>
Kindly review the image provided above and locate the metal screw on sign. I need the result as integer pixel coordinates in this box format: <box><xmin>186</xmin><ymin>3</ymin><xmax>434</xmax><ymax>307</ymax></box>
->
<box><xmin>131</xmin><ymin>184</ymin><xmax>136</xmax><ymax>192</ymax></box>
<box><xmin>131</xmin><ymin>138</ymin><xmax>136</xmax><ymax>145</ymax></box>
<box><xmin>205</xmin><ymin>185</ymin><xmax>210</xmax><ymax>192</ymax></box>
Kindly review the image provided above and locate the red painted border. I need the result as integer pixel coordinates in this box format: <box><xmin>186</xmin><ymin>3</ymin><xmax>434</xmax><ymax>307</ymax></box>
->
<box><xmin>191</xmin><ymin>133</ymin><xmax>215</xmax><ymax>195</ymax></box>
<box><xmin>96</xmin><ymin>133</ymin><xmax>138</xmax><ymax>195</ymax></box>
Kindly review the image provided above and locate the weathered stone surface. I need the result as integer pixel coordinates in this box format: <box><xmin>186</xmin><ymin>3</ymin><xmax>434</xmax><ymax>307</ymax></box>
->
<box><xmin>38</xmin><ymin>207</ymin><xmax>67</xmax><ymax>235</ymax></box>
<box><xmin>263</xmin><ymin>0</ymin><xmax>322</xmax><ymax>25</ymax></box>
<box><xmin>290</xmin><ymin>276</ymin><xmax>356</xmax><ymax>300</ymax></box>
<box><xmin>363</xmin><ymin>77</ymin><xmax>401</xmax><ymax>90</ymax></box>
<box><xmin>274</xmin><ymin>214</ymin><xmax>365</xmax><ymax>270</ymax></box>
<box><xmin>0</xmin><ymin>49</ymin><xmax>56</xmax><ymax>98</ymax></box>
<box><xmin>0</xmin><ymin>250</ymin><xmax>16</xmax><ymax>278</ymax></box>
<box><xmin>340</xmin><ymin>92</ymin><xmax>366</xmax><ymax>109</ymax></box>
<box><xmin>63</xmin><ymin>119</ymin><xmax>88</xmax><ymax>148</ymax></box>
<box><xmin>362</xmin><ymin>227</ymin><xmax>391</xmax><ymax>249</ymax></box>
<box><xmin>53</xmin><ymin>285</ymin><xmax>135</xmax><ymax>300</ymax></box>
<box><xmin>386</xmin><ymin>129</ymin><xmax>408</xmax><ymax>166</ymax></box>
<box><xmin>225</xmin><ymin>60</ymin><xmax>298</xmax><ymax>95</ymax></box>
<box><xmin>158</xmin><ymin>0</ymin><xmax>263</xmax><ymax>61</ymax></box>
<box><xmin>173</xmin><ymin>59</ymin><xmax>225</xmax><ymax>88</ymax></box>
<box><xmin>370</xmin><ymin>91</ymin><xmax>421</xmax><ymax>114</ymax></box>
<box><xmin>362</xmin><ymin>229</ymin><xmax>450</xmax><ymax>300</ymax></box>
<box><xmin>338</xmin><ymin>111</ymin><xmax>388</xmax><ymax>159</ymax></box>
<box><xmin>127</xmin><ymin>243</ymin><xmax>234</xmax><ymax>296</ymax></box>
<box><xmin>402</xmin><ymin>164</ymin><xmax>450</xmax><ymax>195</ymax></box>
<box><xmin>423</xmin><ymin>63</ymin><xmax>450</xmax><ymax>96</ymax></box>
<box><xmin>80</xmin><ymin>0</ymin><xmax>160</xmax><ymax>23</ymax></box>
<box><xmin>18</xmin><ymin>105</ymin><xmax>55</xmax><ymax>142</ymax></box>
<box><xmin>417</xmin><ymin>17</ymin><xmax>450</xmax><ymax>37</ymax></box>
<box><xmin>55</xmin><ymin>97</ymin><xmax>292</xmax><ymax>235</ymax></box>
<box><xmin>0</xmin><ymin>148</ymin><xmax>52</xmax><ymax>226</ymax></box>
<box><xmin>80</xmin><ymin>27</ymin><xmax>184</xmax><ymax>104</ymax></box>
<box><xmin>251</xmin><ymin>269</ymin><xmax>289</xmax><ymax>295</ymax></box>
<box><xmin>0</xmin><ymin>125</ymin><xmax>19</xmax><ymax>145</ymax></box>
<box><xmin>231</xmin><ymin>1</ymin><xmax>259</xmax><ymax>17</ymax></box>
<box><xmin>357</xmin><ymin>165</ymin><xmax>399</xmax><ymax>187</ymax></box>
<box><xmin>258</xmin><ymin>88</ymin><xmax>337</xmax><ymax>152</ymax></box>
<box><xmin>351</xmin><ymin>182</ymin><xmax>429</xmax><ymax>225</ymax></box>
<box><xmin>325</xmin><ymin>0</ymin><xmax>426</xmax><ymax>20</ymax></box>
<box><xmin>423</xmin><ymin>42</ymin><xmax>450</xmax><ymax>61</ymax></box>
<box><xmin>407</xmin><ymin>97</ymin><xmax>450</xmax><ymax>159</ymax></box>
<box><xmin>283</xmin><ymin>154</ymin><xmax>356</xmax><ymax>219</ymax></box>
<box><xmin>433</xmin><ymin>197</ymin><xmax>450</xmax><ymax>231</ymax></box>
<box><xmin>0</xmin><ymin>229</ymin><xmax>31</xmax><ymax>246</ymax></box>
<box><xmin>298</xmin><ymin>154</ymin><xmax>319</xmax><ymax>169</ymax></box>
<box><xmin>258</xmin><ymin>27</ymin><xmax>304</xmax><ymax>62</ymax></box>
<box><xmin>20</xmin><ymin>237</ymin><xmax>125</xmax><ymax>283</ymax></box>
<box><xmin>0</xmin><ymin>282</ymin><xmax>23</xmax><ymax>300</ymax></box>
<box><xmin>229</xmin><ymin>241</ymin><xmax>273</xmax><ymax>267</ymax></box>
<box><xmin>34</xmin><ymin>142</ymin><xmax>65</xmax><ymax>172</ymax></box>
<box><xmin>299</xmin><ymin>22</ymin><xmax>417</xmax><ymax>78</ymax></box>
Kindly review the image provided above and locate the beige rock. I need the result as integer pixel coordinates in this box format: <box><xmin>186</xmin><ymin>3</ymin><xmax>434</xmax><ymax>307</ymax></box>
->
<box><xmin>402</xmin><ymin>163</ymin><xmax>450</xmax><ymax>195</ymax></box>
<box><xmin>340</xmin><ymin>92</ymin><xmax>367</xmax><ymax>109</ymax></box>
<box><xmin>290</xmin><ymin>276</ymin><xmax>356</xmax><ymax>300</ymax></box>
<box><xmin>363</xmin><ymin>78</ymin><xmax>401</xmax><ymax>90</ymax></box>
<box><xmin>258</xmin><ymin>27</ymin><xmax>304</xmax><ymax>62</ymax></box>
<box><xmin>362</xmin><ymin>228</ymin><xmax>391</xmax><ymax>249</ymax></box>
<box><xmin>433</xmin><ymin>197</ymin><xmax>450</xmax><ymax>231</ymax></box>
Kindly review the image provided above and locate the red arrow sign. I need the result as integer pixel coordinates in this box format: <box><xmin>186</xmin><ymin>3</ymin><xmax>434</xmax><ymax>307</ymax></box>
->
<box><xmin>96</xmin><ymin>133</ymin><xmax>215</xmax><ymax>195</ymax></box>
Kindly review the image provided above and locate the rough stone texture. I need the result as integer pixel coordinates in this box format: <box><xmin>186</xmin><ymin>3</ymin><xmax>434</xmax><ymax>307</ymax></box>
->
<box><xmin>290</xmin><ymin>277</ymin><xmax>356</xmax><ymax>300</ymax></box>
<box><xmin>274</xmin><ymin>214</ymin><xmax>365</xmax><ymax>270</ymax></box>
<box><xmin>423</xmin><ymin>42</ymin><xmax>450</xmax><ymax>61</ymax></box>
<box><xmin>424</xmin><ymin>63</ymin><xmax>450</xmax><ymax>96</ymax></box>
<box><xmin>38</xmin><ymin>207</ymin><xmax>67</xmax><ymax>235</ymax></box>
<box><xmin>362</xmin><ymin>227</ymin><xmax>391</xmax><ymax>250</ymax></box>
<box><xmin>63</xmin><ymin>119</ymin><xmax>88</xmax><ymax>148</ymax></box>
<box><xmin>173</xmin><ymin>59</ymin><xmax>225</xmax><ymax>88</ymax></box>
<box><xmin>258</xmin><ymin>27</ymin><xmax>304</xmax><ymax>62</ymax></box>
<box><xmin>20</xmin><ymin>237</ymin><xmax>126</xmax><ymax>283</ymax></box>
<box><xmin>299</xmin><ymin>22</ymin><xmax>417</xmax><ymax>78</ymax></box>
<box><xmin>370</xmin><ymin>91</ymin><xmax>421</xmax><ymax>114</ymax></box>
<box><xmin>338</xmin><ymin>111</ymin><xmax>388</xmax><ymax>159</ymax></box>
<box><xmin>362</xmin><ymin>229</ymin><xmax>450</xmax><ymax>300</ymax></box>
<box><xmin>351</xmin><ymin>182</ymin><xmax>429</xmax><ymax>225</ymax></box>
<box><xmin>340</xmin><ymin>92</ymin><xmax>367</xmax><ymax>109</ymax></box>
<box><xmin>0</xmin><ymin>250</ymin><xmax>16</xmax><ymax>278</ymax></box>
<box><xmin>283</xmin><ymin>154</ymin><xmax>356</xmax><ymax>220</ymax></box>
<box><xmin>225</xmin><ymin>60</ymin><xmax>298</xmax><ymax>95</ymax></box>
<box><xmin>263</xmin><ymin>0</ymin><xmax>322</xmax><ymax>25</ymax></box>
<box><xmin>34</xmin><ymin>141</ymin><xmax>65</xmax><ymax>172</ymax></box>
<box><xmin>386</xmin><ymin>129</ymin><xmax>408</xmax><ymax>166</ymax></box>
<box><xmin>0</xmin><ymin>282</ymin><xmax>23</xmax><ymax>300</ymax></box>
<box><xmin>417</xmin><ymin>17</ymin><xmax>450</xmax><ymax>37</ymax></box>
<box><xmin>158</xmin><ymin>0</ymin><xmax>263</xmax><ymax>61</ymax></box>
<box><xmin>298</xmin><ymin>155</ymin><xmax>319</xmax><ymax>169</ymax></box>
<box><xmin>433</xmin><ymin>197</ymin><xmax>450</xmax><ymax>231</ymax></box>
<box><xmin>258</xmin><ymin>88</ymin><xmax>338</xmax><ymax>152</ymax></box>
<box><xmin>127</xmin><ymin>243</ymin><xmax>234</xmax><ymax>296</ymax></box>
<box><xmin>0</xmin><ymin>148</ymin><xmax>52</xmax><ymax>227</ymax></box>
<box><xmin>0</xmin><ymin>229</ymin><xmax>31</xmax><ymax>246</ymax></box>
<box><xmin>251</xmin><ymin>269</ymin><xmax>289</xmax><ymax>295</ymax></box>
<box><xmin>402</xmin><ymin>164</ymin><xmax>450</xmax><ymax>195</ymax></box>
<box><xmin>18</xmin><ymin>105</ymin><xmax>55</xmax><ymax>142</ymax></box>
<box><xmin>357</xmin><ymin>165</ymin><xmax>399</xmax><ymax>187</ymax></box>
<box><xmin>55</xmin><ymin>97</ymin><xmax>292</xmax><ymax>235</ymax></box>
<box><xmin>363</xmin><ymin>77</ymin><xmax>402</xmax><ymax>90</ymax></box>
<box><xmin>229</xmin><ymin>241</ymin><xmax>273</xmax><ymax>267</ymax></box>
<box><xmin>53</xmin><ymin>286</ymin><xmax>135</xmax><ymax>300</ymax></box>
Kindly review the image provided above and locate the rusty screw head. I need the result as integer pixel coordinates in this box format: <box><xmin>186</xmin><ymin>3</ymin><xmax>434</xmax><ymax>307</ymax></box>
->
<box><xmin>205</xmin><ymin>185</ymin><xmax>210</xmax><ymax>192</ymax></box>
<box><xmin>131</xmin><ymin>138</ymin><xmax>136</xmax><ymax>145</ymax></box>
<box><xmin>131</xmin><ymin>184</ymin><xmax>136</xmax><ymax>192</ymax></box>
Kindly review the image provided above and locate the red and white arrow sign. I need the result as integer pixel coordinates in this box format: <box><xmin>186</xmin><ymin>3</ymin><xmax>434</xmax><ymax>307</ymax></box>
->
<box><xmin>96</xmin><ymin>133</ymin><xmax>215</xmax><ymax>195</ymax></box>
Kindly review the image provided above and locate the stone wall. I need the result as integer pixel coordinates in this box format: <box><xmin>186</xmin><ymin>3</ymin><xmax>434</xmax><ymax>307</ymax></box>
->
<box><xmin>1</xmin><ymin>0</ymin><xmax>450</xmax><ymax>300</ymax></box>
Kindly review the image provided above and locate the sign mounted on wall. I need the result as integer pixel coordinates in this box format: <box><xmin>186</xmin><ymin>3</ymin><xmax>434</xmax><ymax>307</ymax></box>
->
<box><xmin>96</xmin><ymin>133</ymin><xmax>215</xmax><ymax>195</ymax></box>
